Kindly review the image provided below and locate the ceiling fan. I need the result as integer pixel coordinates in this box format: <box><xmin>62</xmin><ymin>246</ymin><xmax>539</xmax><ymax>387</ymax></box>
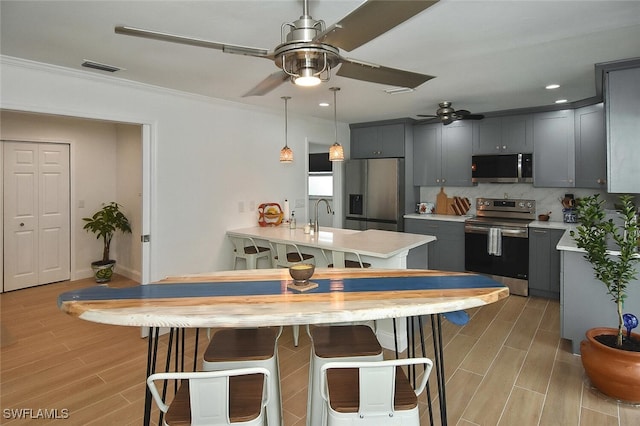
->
<box><xmin>114</xmin><ymin>0</ymin><xmax>439</xmax><ymax>96</ymax></box>
<box><xmin>418</xmin><ymin>101</ymin><xmax>485</xmax><ymax>125</ymax></box>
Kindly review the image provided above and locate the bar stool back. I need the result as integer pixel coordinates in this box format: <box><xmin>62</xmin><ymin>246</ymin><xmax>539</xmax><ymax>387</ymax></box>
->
<box><xmin>319</xmin><ymin>358</ymin><xmax>433</xmax><ymax>425</ymax></box>
<box><xmin>147</xmin><ymin>367</ymin><xmax>270</xmax><ymax>426</ymax></box>
<box><xmin>230</xmin><ymin>236</ymin><xmax>271</xmax><ymax>269</ymax></box>
<box><xmin>306</xmin><ymin>325</ymin><xmax>383</xmax><ymax>426</ymax></box>
<box><xmin>203</xmin><ymin>328</ymin><xmax>283</xmax><ymax>426</ymax></box>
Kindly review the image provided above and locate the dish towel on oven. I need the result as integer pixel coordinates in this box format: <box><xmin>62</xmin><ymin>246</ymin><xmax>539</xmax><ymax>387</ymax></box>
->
<box><xmin>488</xmin><ymin>227</ymin><xmax>502</xmax><ymax>256</ymax></box>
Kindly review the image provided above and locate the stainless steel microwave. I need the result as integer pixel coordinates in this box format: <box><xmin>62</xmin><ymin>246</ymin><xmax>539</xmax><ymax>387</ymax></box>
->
<box><xmin>471</xmin><ymin>153</ymin><xmax>533</xmax><ymax>183</ymax></box>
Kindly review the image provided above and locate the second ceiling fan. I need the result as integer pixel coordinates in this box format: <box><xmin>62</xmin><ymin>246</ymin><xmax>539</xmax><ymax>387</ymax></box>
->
<box><xmin>418</xmin><ymin>101</ymin><xmax>485</xmax><ymax>125</ymax></box>
<box><xmin>115</xmin><ymin>0</ymin><xmax>440</xmax><ymax>96</ymax></box>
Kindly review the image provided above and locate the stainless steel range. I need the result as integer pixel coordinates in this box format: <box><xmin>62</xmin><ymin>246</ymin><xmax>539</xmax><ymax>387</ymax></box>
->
<box><xmin>464</xmin><ymin>198</ymin><xmax>536</xmax><ymax>296</ymax></box>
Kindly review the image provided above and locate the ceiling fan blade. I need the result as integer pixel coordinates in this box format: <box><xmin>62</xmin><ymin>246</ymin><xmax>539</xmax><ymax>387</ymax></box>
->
<box><xmin>442</xmin><ymin>117</ymin><xmax>455</xmax><ymax>125</ymax></box>
<box><xmin>242</xmin><ymin>71</ymin><xmax>289</xmax><ymax>97</ymax></box>
<box><xmin>337</xmin><ymin>58</ymin><xmax>435</xmax><ymax>89</ymax></box>
<box><xmin>459</xmin><ymin>114</ymin><xmax>485</xmax><ymax>120</ymax></box>
<box><xmin>315</xmin><ymin>1</ymin><xmax>439</xmax><ymax>52</ymax></box>
<box><xmin>417</xmin><ymin>114</ymin><xmax>438</xmax><ymax>118</ymax></box>
<box><xmin>115</xmin><ymin>26</ymin><xmax>271</xmax><ymax>58</ymax></box>
<box><xmin>455</xmin><ymin>109</ymin><xmax>471</xmax><ymax>116</ymax></box>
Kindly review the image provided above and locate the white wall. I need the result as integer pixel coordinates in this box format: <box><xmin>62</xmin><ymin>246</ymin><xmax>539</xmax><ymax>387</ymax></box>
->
<box><xmin>0</xmin><ymin>56</ymin><xmax>345</xmax><ymax>281</ymax></box>
<box><xmin>0</xmin><ymin>111</ymin><xmax>132</xmax><ymax>279</ymax></box>
<box><xmin>116</xmin><ymin>124</ymin><xmax>143</xmax><ymax>281</ymax></box>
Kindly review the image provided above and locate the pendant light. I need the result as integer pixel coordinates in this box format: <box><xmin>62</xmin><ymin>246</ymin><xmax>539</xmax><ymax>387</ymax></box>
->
<box><xmin>279</xmin><ymin>96</ymin><xmax>293</xmax><ymax>163</ymax></box>
<box><xmin>328</xmin><ymin>87</ymin><xmax>344</xmax><ymax>162</ymax></box>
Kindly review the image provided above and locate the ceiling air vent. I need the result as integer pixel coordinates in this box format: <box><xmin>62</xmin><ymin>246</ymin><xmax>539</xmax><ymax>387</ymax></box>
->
<box><xmin>81</xmin><ymin>60</ymin><xmax>122</xmax><ymax>73</ymax></box>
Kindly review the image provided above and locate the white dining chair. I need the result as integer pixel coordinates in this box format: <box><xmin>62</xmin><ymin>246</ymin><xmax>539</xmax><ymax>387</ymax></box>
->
<box><xmin>320</xmin><ymin>358</ymin><xmax>433</xmax><ymax>426</ymax></box>
<box><xmin>147</xmin><ymin>367</ymin><xmax>270</xmax><ymax>426</ymax></box>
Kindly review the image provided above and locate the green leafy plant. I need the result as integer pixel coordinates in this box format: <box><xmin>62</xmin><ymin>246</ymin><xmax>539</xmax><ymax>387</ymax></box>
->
<box><xmin>83</xmin><ymin>202</ymin><xmax>132</xmax><ymax>264</ymax></box>
<box><xmin>571</xmin><ymin>194</ymin><xmax>640</xmax><ymax>347</ymax></box>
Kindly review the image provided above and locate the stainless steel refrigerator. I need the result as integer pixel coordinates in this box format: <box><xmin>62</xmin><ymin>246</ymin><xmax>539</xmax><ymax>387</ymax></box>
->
<box><xmin>344</xmin><ymin>158</ymin><xmax>407</xmax><ymax>231</ymax></box>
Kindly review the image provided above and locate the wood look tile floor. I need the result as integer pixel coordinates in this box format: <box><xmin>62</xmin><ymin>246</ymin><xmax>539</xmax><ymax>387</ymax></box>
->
<box><xmin>1</xmin><ymin>275</ymin><xmax>639</xmax><ymax>425</ymax></box>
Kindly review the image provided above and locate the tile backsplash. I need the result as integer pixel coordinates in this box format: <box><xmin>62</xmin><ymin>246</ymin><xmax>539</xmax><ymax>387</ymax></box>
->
<box><xmin>418</xmin><ymin>183</ymin><xmax>635</xmax><ymax>221</ymax></box>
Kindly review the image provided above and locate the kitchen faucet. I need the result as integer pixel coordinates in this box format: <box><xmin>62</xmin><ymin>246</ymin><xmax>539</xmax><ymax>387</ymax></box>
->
<box><xmin>314</xmin><ymin>198</ymin><xmax>333</xmax><ymax>233</ymax></box>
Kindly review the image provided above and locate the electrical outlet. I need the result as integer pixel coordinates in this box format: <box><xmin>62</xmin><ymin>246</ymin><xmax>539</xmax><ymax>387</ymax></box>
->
<box><xmin>249</xmin><ymin>200</ymin><xmax>255</xmax><ymax>211</ymax></box>
<box><xmin>238</xmin><ymin>201</ymin><xmax>245</xmax><ymax>213</ymax></box>
<box><xmin>295</xmin><ymin>199</ymin><xmax>305</xmax><ymax>208</ymax></box>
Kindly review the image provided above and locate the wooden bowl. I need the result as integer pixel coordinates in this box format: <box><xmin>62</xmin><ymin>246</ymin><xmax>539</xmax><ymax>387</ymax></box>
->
<box><xmin>289</xmin><ymin>263</ymin><xmax>315</xmax><ymax>284</ymax></box>
<box><xmin>538</xmin><ymin>214</ymin><xmax>550</xmax><ymax>221</ymax></box>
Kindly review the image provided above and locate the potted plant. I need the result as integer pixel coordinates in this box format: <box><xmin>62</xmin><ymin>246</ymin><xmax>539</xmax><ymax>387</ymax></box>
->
<box><xmin>571</xmin><ymin>193</ymin><xmax>640</xmax><ymax>402</ymax></box>
<box><xmin>83</xmin><ymin>202</ymin><xmax>132</xmax><ymax>283</ymax></box>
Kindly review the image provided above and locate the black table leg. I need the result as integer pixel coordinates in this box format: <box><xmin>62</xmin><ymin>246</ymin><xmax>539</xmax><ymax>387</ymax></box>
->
<box><xmin>143</xmin><ymin>327</ymin><xmax>160</xmax><ymax>426</ymax></box>
<box><xmin>431</xmin><ymin>314</ymin><xmax>448</xmax><ymax>426</ymax></box>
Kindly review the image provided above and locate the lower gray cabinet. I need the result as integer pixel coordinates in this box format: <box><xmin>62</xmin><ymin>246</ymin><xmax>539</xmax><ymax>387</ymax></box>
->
<box><xmin>529</xmin><ymin>227</ymin><xmax>564</xmax><ymax>299</ymax></box>
<box><xmin>405</xmin><ymin>219</ymin><xmax>465</xmax><ymax>272</ymax></box>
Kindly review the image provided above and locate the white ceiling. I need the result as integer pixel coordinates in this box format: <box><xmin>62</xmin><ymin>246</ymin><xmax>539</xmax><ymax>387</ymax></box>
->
<box><xmin>2</xmin><ymin>0</ymin><xmax>640</xmax><ymax>124</ymax></box>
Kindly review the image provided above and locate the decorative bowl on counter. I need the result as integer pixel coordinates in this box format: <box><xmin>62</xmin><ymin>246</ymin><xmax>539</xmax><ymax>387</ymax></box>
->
<box><xmin>289</xmin><ymin>263</ymin><xmax>315</xmax><ymax>285</ymax></box>
<box><xmin>538</xmin><ymin>213</ymin><xmax>550</xmax><ymax>221</ymax></box>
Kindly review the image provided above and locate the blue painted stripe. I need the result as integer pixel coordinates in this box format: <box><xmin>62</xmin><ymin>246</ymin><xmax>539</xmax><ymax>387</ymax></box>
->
<box><xmin>58</xmin><ymin>275</ymin><xmax>504</xmax><ymax>306</ymax></box>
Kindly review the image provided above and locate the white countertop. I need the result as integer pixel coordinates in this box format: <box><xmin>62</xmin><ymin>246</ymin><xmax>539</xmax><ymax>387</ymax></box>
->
<box><xmin>404</xmin><ymin>213</ymin><xmax>470</xmax><ymax>223</ymax></box>
<box><xmin>529</xmin><ymin>220</ymin><xmax>573</xmax><ymax>230</ymax></box>
<box><xmin>228</xmin><ymin>226</ymin><xmax>436</xmax><ymax>259</ymax></box>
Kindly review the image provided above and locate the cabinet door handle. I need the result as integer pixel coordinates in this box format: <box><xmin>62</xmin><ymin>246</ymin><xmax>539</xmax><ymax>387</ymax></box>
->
<box><xmin>532</xmin><ymin>230</ymin><xmax>547</xmax><ymax>234</ymax></box>
<box><xmin>442</xmin><ymin>178</ymin><xmax>446</xmax><ymax>183</ymax></box>
<box><xmin>597</xmin><ymin>178</ymin><xmax>607</xmax><ymax>185</ymax></box>
<box><xmin>502</xmin><ymin>145</ymin><xmax>507</xmax><ymax>150</ymax></box>
<box><xmin>20</xmin><ymin>222</ymin><xmax>25</xmax><ymax>227</ymax></box>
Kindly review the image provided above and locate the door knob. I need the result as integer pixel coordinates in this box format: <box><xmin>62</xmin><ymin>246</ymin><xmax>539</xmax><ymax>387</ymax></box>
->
<box><xmin>20</xmin><ymin>222</ymin><xmax>25</xmax><ymax>227</ymax></box>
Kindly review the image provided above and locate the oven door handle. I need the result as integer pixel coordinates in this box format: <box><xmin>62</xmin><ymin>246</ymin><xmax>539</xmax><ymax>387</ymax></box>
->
<box><xmin>464</xmin><ymin>225</ymin><xmax>528</xmax><ymax>237</ymax></box>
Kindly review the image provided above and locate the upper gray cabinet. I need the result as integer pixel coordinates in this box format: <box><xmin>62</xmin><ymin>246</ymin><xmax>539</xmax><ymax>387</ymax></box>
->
<box><xmin>350</xmin><ymin>122</ymin><xmax>406</xmax><ymax>158</ymax></box>
<box><xmin>575</xmin><ymin>103</ymin><xmax>607</xmax><ymax>189</ymax></box>
<box><xmin>473</xmin><ymin>114</ymin><xmax>533</xmax><ymax>154</ymax></box>
<box><xmin>413</xmin><ymin>121</ymin><xmax>473</xmax><ymax>187</ymax></box>
<box><xmin>533</xmin><ymin>110</ymin><xmax>575</xmax><ymax>188</ymax></box>
<box><xmin>606</xmin><ymin>67</ymin><xmax>640</xmax><ymax>193</ymax></box>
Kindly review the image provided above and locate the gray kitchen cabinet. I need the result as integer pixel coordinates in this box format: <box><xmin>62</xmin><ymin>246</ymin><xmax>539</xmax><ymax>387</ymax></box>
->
<box><xmin>528</xmin><ymin>227</ymin><xmax>564</xmax><ymax>299</ymax></box>
<box><xmin>405</xmin><ymin>219</ymin><xmax>465</xmax><ymax>272</ymax></box>
<box><xmin>413</xmin><ymin>121</ymin><xmax>473</xmax><ymax>187</ymax></box>
<box><xmin>533</xmin><ymin>109</ymin><xmax>575</xmax><ymax>187</ymax></box>
<box><xmin>474</xmin><ymin>114</ymin><xmax>533</xmax><ymax>154</ymax></box>
<box><xmin>575</xmin><ymin>103</ymin><xmax>607</xmax><ymax>189</ymax></box>
<box><xmin>606</xmin><ymin>67</ymin><xmax>640</xmax><ymax>193</ymax></box>
<box><xmin>350</xmin><ymin>122</ymin><xmax>406</xmax><ymax>158</ymax></box>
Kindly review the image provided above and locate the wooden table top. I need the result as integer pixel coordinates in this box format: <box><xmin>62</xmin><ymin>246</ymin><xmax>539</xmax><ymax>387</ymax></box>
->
<box><xmin>58</xmin><ymin>268</ymin><xmax>509</xmax><ymax>328</ymax></box>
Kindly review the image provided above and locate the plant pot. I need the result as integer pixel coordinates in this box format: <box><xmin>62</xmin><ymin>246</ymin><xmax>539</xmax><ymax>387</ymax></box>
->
<box><xmin>91</xmin><ymin>260</ymin><xmax>116</xmax><ymax>284</ymax></box>
<box><xmin>580</xmin><ymin>327</ymin><xmax>640</xmax><ymax>403</ymax></box>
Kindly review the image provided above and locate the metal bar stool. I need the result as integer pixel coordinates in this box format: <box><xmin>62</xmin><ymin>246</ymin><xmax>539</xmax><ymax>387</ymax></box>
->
<box><xmin>306</xmin><ymin>324</ymin><xmax>383</xmax><ymax>426</ymax></box>
<box><xmin>230</xmin><ymin>236</ymin><xmax>271</xmax><ymax>269</ymax></box>
<box><xmin>202</xmin><ymin>327</ymin><xmax>283</xmax><ymax>426</ymax></box>
<box><xmin>147</xmin><ymin>367</ymin><xmax>270</xmax><ymax>425</ymax></box>
<box><xmin>320</xmin><ymin>358</ymin><xmax>433</xmax><ymax>425</ymax></box>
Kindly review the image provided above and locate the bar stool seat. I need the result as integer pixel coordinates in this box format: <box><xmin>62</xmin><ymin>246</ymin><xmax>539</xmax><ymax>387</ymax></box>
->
<box><xmin>203</xmin><ymin>328</ymin><xmax>282</xmax><ymax>426</ymax></box>
<box><xmin>306</xmin><ymin>325</ymin><xmax>383</xmax><ymax>426</ymax></box>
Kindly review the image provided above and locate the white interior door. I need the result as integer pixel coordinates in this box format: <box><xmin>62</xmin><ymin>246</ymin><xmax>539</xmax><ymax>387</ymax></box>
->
<box><xmin>3</xmin><ymin>142</ymin><xmax>70</xmax><ymax>291</ymax></box>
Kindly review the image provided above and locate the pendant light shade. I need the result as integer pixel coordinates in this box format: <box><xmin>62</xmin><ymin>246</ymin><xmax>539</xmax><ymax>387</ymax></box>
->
<box><xmin>280</xmin><ymin>96</ymin><xmax>293</xmax><ymax>163</ymax></box>
<box><xmin>329</xmin><ymin>87</ymin><xmax>344</xmax><ymax>162</ymax></box>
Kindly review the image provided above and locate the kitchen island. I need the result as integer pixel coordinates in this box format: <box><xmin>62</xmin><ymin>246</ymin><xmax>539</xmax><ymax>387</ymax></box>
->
<box><xmin>557</xmin><ymin>230</ymin><xmax>640</xmax><ymax>354</ymax></box>
<box><xmin>227</xmin><ymin>226</ymin><xmax>436</xmax><ymax>269</ymax></box>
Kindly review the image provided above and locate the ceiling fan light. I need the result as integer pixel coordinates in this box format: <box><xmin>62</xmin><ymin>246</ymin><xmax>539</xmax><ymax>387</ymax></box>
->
<box><xmin>295</xmin><ymin>69</ymin><xmax>322</xmax><ymax>87</ymax></box>
<box><xmin>329</xmin><ymin>142</ymin><xmax>344</xmax><ymax>162</ymax></box>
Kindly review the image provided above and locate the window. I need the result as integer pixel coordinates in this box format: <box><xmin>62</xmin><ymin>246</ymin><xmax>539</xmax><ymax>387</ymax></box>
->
<box><xmin>308</xmin><ymin>152</ymin><xmax>333</xmax><ymax>197</ymax></box>
<box><xmin>308</xmin><ymin>173</ymin><xmax>333</xmax><ymax>197</ymax></box>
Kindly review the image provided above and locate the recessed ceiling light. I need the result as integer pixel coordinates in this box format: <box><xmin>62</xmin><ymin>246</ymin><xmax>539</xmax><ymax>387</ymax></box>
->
<box><xmin>555</xmin><ymin>99</ymin><xmax>568</xmax><ymax>104</ymax></box>
<box><xmin>545</xmin><ymin>84</ymin><xmax>560</xmax><ymax>90</ymax></box>
<box><xmin>319</xmin><ymin>102</ymin><xmax>330</xmax><ymax>107</ymax></box>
